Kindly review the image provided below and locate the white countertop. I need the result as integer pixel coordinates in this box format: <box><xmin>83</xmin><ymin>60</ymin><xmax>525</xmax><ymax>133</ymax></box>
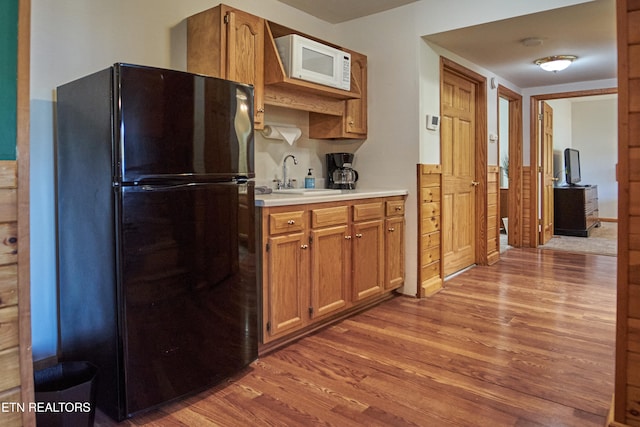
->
<box><xmin>255</xmin><ymin>188</ymin><xmax>409</xmax><ymax>207</ymax></box>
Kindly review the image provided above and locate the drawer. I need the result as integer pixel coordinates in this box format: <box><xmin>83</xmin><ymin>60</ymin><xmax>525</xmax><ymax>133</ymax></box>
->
<box><xmin>421</xmin><ymin>215</ymin><xmax>440</xmax><ymax>234</ymax></box>
<box><xmin>421</xmin><ymin>231</ymin><xmax>440</xmax><ymax>249</ymax></box>
<box><xmin>386</xmin><ymin>200</ymin><xmax>405</xmax><ymax>216</ymax></box>
<box><xmin>422</xmin><ymin>202</ymin><xmax>440</xmax><ymax>217</ymax></box>
<box><xmin>353</xmin><ymin>202</ymin><xmax>384</xmax><ymax>222</ymax></box>
<box><xmin>421</xmin><ymin>260</ymin><xmax>440</xmax><ymax>282</ymax></box>
<box><xmin>421</xmin><ymin>187</ymin><xmax>441</xmax><ymax>203</ymax></box>
<box><xmin>421</xmin><ymin>246</ymin><xmax>441</xmax><ymax>266</ymax></box>
<box><xmin>269</xmin><ymin>210</ymin><xmax>305</xmax><ymax>234</ymax></box>
<box><xmin>311</xmin><ymin>206</ymin><xmax>348</xmax><ymax>228</ymax></box>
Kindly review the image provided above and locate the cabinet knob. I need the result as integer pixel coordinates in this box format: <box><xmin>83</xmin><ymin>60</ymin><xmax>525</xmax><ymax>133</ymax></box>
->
<box><xmin>344</xmin><ymin>235</ymin><xmax>352</xmax><ymax>240</ymax></box>
<box><xmin>287</xmin><ymin>219</ymin><xmax>296</xmax><ymax>225</ymax></box>
<box><xmin>471</xmin><ymin>181</ymin><xmax>480</xmax><ymax>187</ymax></box>
<box><xmin>257</xmin><ymin>108</ymin><xmax>265</xmax><ymax>113</ymax></box>
<box><xmin>395</xmin><ymin>206</ymin><xmax>402</xmax><ymax>211</ymax></box>
<box><xmin>301</xmin><ymin>244</ymin><xmax>308</xmax><ymax>249</ymax></box>
<box><xmin>388</xmin><ymin>227</ymin><xmax>395</xmax><ymax>232</ymax></box>
<box><xmin>355</xmin><ymin>233</ymin><xmax>363</xmax><ymax>238</ymax></box>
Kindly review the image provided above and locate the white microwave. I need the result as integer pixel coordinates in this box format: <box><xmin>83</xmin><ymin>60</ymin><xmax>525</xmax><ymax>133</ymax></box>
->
<box><xmin>275</xmin><ymin>34</ymin><xmax>351</xmax><ymax>91</ymax></box>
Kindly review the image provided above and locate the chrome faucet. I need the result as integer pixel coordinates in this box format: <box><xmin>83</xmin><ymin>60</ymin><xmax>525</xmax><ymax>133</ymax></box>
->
<box><xmin>282</xmin><ymin>154</ymin><xmax>298</xmax><ymax>188</ymax></box>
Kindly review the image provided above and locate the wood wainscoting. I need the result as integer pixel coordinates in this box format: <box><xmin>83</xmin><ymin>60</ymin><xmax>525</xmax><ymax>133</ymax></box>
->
<box><xmin>612</xmin><ymin>0</ymin><xmax>640</xmax><ymax>425</ymax></box>
<box><xmin>522</xmin><ymin>166</ymin><xmax>533</xmax><ymax>247</ymax></box>
<box><xmin>487</xmin><ymin>166</ymin><xmax>500</xmax><ymax>264</ymax></box>
<box><xmin>0</xmin><ymin>161</ymin><xmax>31</xmax><ymax>427</ymax></box>
<box><xmin>417</xmin><ymin>164</ymin><xmax>442</xmax><ymax>297</ymax></box>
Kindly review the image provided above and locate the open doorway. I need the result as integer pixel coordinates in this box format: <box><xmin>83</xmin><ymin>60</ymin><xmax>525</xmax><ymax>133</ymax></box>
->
<box><xmin>530</xmin><ymin>89</ymin><xmax>617</xmax><ymax>255</ymax></box>
<box><xmin>497</xmin><ymin>85</ymin><xmax>523</xmax><ymax>251</ymax></box>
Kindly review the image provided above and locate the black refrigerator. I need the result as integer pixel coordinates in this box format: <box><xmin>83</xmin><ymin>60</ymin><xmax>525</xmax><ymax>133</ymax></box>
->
<box><xmin>55</xmin><ymin>63</ymin><xmax>258</xmax><ymax>421</ymax></box>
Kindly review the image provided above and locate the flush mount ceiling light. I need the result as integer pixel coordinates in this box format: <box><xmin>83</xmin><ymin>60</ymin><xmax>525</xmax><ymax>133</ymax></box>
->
<box><xmin>534</xmin><ymin>55</ymin><xmax>578</xmax><ymax>72</ymax></box>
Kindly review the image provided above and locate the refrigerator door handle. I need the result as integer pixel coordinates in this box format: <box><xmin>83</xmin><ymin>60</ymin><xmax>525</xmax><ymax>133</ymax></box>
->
<box><xmin>139</xmin><ymin>182</ymin><xmax>239</xmax><ymax>192</ymax></box>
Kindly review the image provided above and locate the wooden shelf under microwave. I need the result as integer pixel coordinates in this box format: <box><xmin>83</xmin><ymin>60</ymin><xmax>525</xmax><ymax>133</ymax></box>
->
<box><xmin>263</xmin><ymin>21</ymin><xmax>361</xmax><ymax>101</ymax></box>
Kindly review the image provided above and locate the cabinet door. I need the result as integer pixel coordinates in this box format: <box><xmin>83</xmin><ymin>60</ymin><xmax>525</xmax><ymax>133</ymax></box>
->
<box><xmin>385</xmin><ymin>216</ymin><xmax>405</xmax><ymax>290</ymax></box>
<box><xmin>345</xmin><ymin>51</ymin><xmax>367</xmax><ymax>136</ymax></box>
<box><xmin>225</xmin><ymin>9</ymin><xmax>265</xmax><ymax>129</ymax></box>
<box><xmin>265</xmin><ymin>232</ymin><xmax>308</xmax><ymax>341</ymax></box>
<box><xmin>310</xmin><ymin>225</ymin><xmax>349</xmax><ymax>319</ymax></box>
<box><xmin>352</xmin><ymin>220</ymin><xmax>384</xmax><ymax>301</ymax></box>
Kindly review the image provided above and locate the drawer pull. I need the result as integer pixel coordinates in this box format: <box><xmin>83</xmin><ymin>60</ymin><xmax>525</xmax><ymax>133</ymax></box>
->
<box><xmin>355</xmin><ymin>233</ymin><xmax>363</xmax><ymax>238</ymax></box>
<box><xmin>287</xmin><ymin>220</ymin><xmax>296</xmax><ymax>225</ymax></box>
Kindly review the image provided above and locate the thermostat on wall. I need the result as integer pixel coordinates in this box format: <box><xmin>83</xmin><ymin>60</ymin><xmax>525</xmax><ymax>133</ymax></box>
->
<box><xmin>426</xmin><ymin>114</ymin><xmax>440</xmax><ymax>131</ymax></box>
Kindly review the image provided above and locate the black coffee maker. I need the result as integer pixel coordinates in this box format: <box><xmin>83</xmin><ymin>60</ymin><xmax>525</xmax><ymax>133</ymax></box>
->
<box><xmin>326</xmin><ymin>152</ymin><xmax>359</xmax><ymax>189</ymax></box>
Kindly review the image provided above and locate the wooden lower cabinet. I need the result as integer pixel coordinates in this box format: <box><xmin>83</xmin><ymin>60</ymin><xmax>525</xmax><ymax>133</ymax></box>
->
<box><xmin>264</xmin><ymin>232</ymin><xmax>308</xmax><ymax>338</ymax></box>
<box><xmin>260</xmin><ymin>196</ymin><xmax>405</xmax><ymax>348</ymax></box>
<box><xmin>385</xmin><ymin>215</ymin><xmax>405</xmax><ymax>289</ymax></box>
<box><xmin>352</xmin><ymin>219</ymin><xmax>385</xmax><ymax>301</ymax></box>
<box><xmin>310</xmin><ymin>225</ymin><xmax>349</xmax><ymax>319</ymax></box>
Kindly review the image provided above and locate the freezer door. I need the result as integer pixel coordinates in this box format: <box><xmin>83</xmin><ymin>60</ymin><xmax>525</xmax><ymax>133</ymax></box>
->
<box><xmin>118</xmin><ymin>181</ymin><xmax>258</xmax><ymax>416</ymax></box>
<box><xmin>115</xmin><ymin>64</ymin><xmax>254</xmax><ymax>183</ymax></box>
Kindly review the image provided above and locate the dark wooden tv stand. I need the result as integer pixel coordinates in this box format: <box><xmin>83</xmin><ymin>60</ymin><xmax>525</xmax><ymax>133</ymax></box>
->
<box><xmin>553</xmin><ymin>185</ymin><xmax>601</xmax><ymax>237</ymax></box>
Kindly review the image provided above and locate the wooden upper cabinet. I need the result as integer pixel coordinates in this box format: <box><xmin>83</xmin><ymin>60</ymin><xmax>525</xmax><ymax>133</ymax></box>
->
<box><xmin>187</xmin><ymin>5</ymin><xmax>265</xmax><ymax>129</ymax></box>
<box><xmin>309</xmin><ymin>49</ymin><xmax>368</xmax><ymax>139</ymax></box>
<box><xmin>187</xmin><ymin>4</ymin><xmax>367</xmax><ymax>139</ymax></box>
<box><xmin>345</xmin><ymin>50</ymin><xmax>368</xmax><ymax>136</ymax></box>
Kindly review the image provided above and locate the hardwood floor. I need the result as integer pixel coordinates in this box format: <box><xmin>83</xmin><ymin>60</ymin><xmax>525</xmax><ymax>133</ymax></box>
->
<box><xmin>96</xmin><ymin>248</ymin><xmax>616</xmax><ymax>426</ymax></box>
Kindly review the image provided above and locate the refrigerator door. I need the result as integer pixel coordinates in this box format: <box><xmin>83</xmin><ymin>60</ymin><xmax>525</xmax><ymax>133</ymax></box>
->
<box><xmin>117</xmin><ymin>181</ymin><xmax>257</xmax><ymax>416</ymax></box>
<box><xmin>115</xmin><ymin>64</ymin><xmax>254</xmax><ymax>183</ymax></box>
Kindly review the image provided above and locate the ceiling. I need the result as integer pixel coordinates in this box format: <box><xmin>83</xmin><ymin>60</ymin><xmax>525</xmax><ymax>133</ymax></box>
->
<box><xmin>274</xmin><ymin>0</ymin><xmax>419</xmax><ymax>24</ymax></box>
<box><xmin>275</xmin><ymin>0</ymin><xmax>617</xmax><ymax>89</ymax></box>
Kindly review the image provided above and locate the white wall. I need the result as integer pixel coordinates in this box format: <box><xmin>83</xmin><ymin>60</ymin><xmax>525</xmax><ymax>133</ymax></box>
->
<box><xmin>546</xmin><ymin>99</ymin><xmax>573</xmax><ymax>184</ymax></box>
<box><xmin>30</xmin><ymin>0</ymin><xmax>607</xmax><ymax>360</ymax></box>
<box><xmin>30</xmin><ymin>0</ymin><xmax>339</xmax><ymax>361</ymax></box>
<box><xmin>571</xmin><ymin>96</ymin><xmax>618</xmax><ymax>218</ymax></box>
<box><xmin>499</xmin><ymin>98</ymin><xmax>510</xmax><ymax>188</ymax></box>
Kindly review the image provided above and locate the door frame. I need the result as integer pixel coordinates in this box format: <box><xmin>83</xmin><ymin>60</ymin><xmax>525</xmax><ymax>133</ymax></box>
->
<box><xmin>441</xmin><ymin>58</ymin><xmax>488</xmax><ymax>265</ymax></box>
<box><xmin>528</xmin><ymin>88</ymin><xmax>617</xmax><ymax>247</ymax></box>
<box><xmin>497</xmin><ymin>85</ymin><xmax>523</xmax><ymax>248</ymax></box>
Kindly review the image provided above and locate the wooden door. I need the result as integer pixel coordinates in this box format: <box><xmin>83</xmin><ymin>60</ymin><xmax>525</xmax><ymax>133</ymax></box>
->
<box><xmin>441</xmin><ymin>70</ymin><xmax>477</xmax><ymax>276</ymax></box>
<box><xmin>225</xmin><ymin>9</ymin><xmax>265</xmax><ymax>129</ymax></box>
<box><xmin>352</xmin><ymin>219</ymin><xmax>384</xmax><ymax>301</ymax></box>
<box><xmin>385</xmin><ymin>216</ymin><xmax>405</xmax><ymax>289</ymax></box>
<box><xmin>540</xmin><ymin>101</ymin><xmax>554</xmax><ymax>244</ymax></box>
<box><xmin>310</xmin><ymin>225</ymin><xmax>349</xmax><ymax>319</ymax></box>
<box><xmin>264</xmin><ymin>232</ymin><xmax>308</xmax><ymax>341</ymax></box>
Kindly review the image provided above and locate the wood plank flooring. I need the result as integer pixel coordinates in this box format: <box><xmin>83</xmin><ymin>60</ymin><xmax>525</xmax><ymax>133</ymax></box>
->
<box><xmin>96</xmin><ymin>248</ymin><xmax>616</xmax><ymax>426</ymax></box>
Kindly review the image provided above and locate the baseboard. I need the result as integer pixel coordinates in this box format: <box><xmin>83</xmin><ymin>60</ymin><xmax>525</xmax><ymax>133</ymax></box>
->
<box><xmin>600</xmin><ymin>217</ymin><xmax>618</xmax><ymax>223</ymax></box>
<box><xmin>421</xmin><ymin>277</ymin><xmax>443</xmax><ymax>297</ymax></box>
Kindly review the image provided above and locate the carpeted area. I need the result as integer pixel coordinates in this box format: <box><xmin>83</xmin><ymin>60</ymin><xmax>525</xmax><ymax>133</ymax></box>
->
<box><xmin>500</xmin><ymin>222</ymin><xmax>617</xmax><ymax>257</ymax></box>
<box><xmin>540</xmin><ymin>222</ymin><xmax>617</xmax><ymax>256</ymax></box>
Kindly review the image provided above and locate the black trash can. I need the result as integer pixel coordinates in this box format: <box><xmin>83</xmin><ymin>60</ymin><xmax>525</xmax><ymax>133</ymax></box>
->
<box><xmin>34</xmin><ymin>361</ymin><xmax>97</xmax><ymax>427</ymax></box>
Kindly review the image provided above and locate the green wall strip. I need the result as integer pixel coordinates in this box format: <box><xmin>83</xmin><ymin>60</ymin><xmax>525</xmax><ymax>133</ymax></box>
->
<box><xmin>0</xmin><ymin>0</ymin><xmax>18</xmax><ymax>160</ymax></box>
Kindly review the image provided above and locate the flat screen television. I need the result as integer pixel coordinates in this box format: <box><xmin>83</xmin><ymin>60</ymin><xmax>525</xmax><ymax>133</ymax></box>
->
<box><xmin>564</xmin><ymin>148</ymin><xmax>581</xmax><ymax>185</ymax></box>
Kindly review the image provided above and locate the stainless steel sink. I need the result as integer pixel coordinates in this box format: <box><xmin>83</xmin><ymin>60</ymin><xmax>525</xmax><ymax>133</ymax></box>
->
<box><xmin>271</xmin><ymin>188</ymin><xmax>342</xmax><ymax>196</ymax></box>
